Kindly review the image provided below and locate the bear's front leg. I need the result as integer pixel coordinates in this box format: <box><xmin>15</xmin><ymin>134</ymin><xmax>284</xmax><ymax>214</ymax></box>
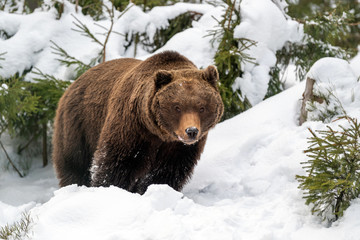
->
<box><xmin>90</xmin><ymin>146</ymin><xmax>132</xmax><ymax>190</ymax></box>
<box><xmin>90</xmin><ymin>140</ymin><xmax>152</xmax><ymax>191</ymax></box>
<box><xmin>133</xmin><ymin>138</ymin><xmax>207</xmax><ymax>194</ymax></box>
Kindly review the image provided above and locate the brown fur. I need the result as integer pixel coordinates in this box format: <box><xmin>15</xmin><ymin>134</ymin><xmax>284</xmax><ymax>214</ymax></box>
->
<box><xmin>52</xmin><ymin>51</ymin><xmax>224</xmax><ymax>194</ymax></box>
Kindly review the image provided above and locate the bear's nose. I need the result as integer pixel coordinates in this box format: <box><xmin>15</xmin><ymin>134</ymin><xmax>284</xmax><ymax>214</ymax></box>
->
<box><xmin>185</xmin><ymin>127</ymin><xmax>199</xmax><ymax>139</ymax></box>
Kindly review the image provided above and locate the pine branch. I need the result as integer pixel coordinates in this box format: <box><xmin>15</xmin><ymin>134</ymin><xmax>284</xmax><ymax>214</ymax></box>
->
<box><xmin>0</xmin><ymin>212</ymin><xmax>32</xmax><ymax>239</ymax></box>
<box><xmin>117</xmin><ymin>3</ymin><xmax>133</xmax><ymax>19</ymax></box>
<box><xmin>0</xmin><ymin>0</ymin><xmax>6</xmax><ymax>11</ymax></box>
<box><xmin>50</xmin><ymin>40</ymin><xmax>94</xmax><ymax>77</ymax></box>
<box><xmin>0</xmin><ymin>52</ymin><xmax>6</xmax><ymax>69</ymax></box>
<box><xmin>100</xmin><ymin>3</ymin><xmax>115</xmax><ymax>63</ymax></box>
<box><xmin>71</xmin><ymin>14</ymin><xmax>103</xmax><ymax>46</ymax></box>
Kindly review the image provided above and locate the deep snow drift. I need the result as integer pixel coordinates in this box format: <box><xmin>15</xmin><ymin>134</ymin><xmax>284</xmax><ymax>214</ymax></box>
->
<box><xmin>1</xmin><ymin>0</ymin><xmax>360</xmax><ymax>239</ymax></box>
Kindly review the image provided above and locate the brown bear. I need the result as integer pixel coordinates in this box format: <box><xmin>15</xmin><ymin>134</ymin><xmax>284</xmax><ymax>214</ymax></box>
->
<box><xmin>52</xmin><ymin>51</ymin><xmax>224</xmax><ymax>194</ymax></box>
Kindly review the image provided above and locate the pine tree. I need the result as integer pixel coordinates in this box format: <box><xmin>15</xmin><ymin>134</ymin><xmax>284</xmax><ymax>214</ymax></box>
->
<box><xmin>0</xmin><ymin>52</ymin><xmax>71</xmax><ymax>174</ymax></box>
<box><xmin>296</xmin><ymin>116</ymin><xmax>360</xmax><ymax>222</ymax></box>
<box><xmin>209</xmin><ymin>0</ymin><xmax>256</xmax><ymax>120</ymax></box>
<box><xmin>25</xmin><ymin>69</ymin><xmax>72</xmax><ymax>167</ymax></box>
<box><xmin>0</xmin><ymin>75</ymin><xmax>39</xmax><ymax>176</ymax></box>
<box><xmin>277</xmin><ymin>1</ymin><xmax>359</xmax><ymax>81</ymax></box>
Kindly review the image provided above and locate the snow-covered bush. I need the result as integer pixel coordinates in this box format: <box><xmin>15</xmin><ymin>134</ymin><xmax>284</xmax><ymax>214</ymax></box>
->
<box><xmin>303</xmin><ymin>57</ymin><xmax>359</xmax><ymax>123</ymax></box>
<box><xmin>277</xmin><ymin>0</ymin><xmax>358</xmax><ymax>82</ymax></box>
<box><xmin>209</xmin><ymin>0</ymin><xmax>254</xmax><ymax>119</ymax></box>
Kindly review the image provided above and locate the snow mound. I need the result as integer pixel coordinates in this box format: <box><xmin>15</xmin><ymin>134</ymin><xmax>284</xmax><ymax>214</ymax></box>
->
<box><xmin>30</xmin><ymin>185</ymin><xmax>237</xmax><ymax>240</ymax></box>
<box><xmin>232</xmin><ymin>0</ymin><xmax>301</xmax><ymax>106</ymax></box>
<box><xmin>306</xmin><ymin>57</ymin><xmax>360</xmax><ymax>121</ymax></box>
<box><xmin>307</xmin><ymin>57</ymin><xmax>357</xmax><ymax>87</ymax></box>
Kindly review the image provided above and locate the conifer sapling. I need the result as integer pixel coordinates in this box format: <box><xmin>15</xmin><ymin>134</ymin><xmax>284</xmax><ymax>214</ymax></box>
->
<box><xmin>296</xmin><ymin>116</ymin><xmax>360</xmax><ymax>222</ymax></box>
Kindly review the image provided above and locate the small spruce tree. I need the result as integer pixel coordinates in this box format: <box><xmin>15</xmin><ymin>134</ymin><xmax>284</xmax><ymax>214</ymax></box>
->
<box><xmin>296</xmin><ymin>116</ymin><xmax>360</xmax><ymax>222</ymax></box>
<box><xmin>0</xmin><ymin>75</ymin><xmax>39</xmax><ymax>176</ymax></box>
<box><xmin>25</xmin><ymin>69</ymin><xmax>72</xmax><ymax>167</ymax></box>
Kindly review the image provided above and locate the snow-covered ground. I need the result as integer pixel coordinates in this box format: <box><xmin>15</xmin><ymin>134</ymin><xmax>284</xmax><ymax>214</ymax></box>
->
<box><xmin>1</xmin><ymin>0</ymin><xmax>360</xmax><ymax>239</ymax></box>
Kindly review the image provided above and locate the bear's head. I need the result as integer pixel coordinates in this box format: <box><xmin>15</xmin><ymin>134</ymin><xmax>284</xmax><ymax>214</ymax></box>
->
<box><xmin>151</xmin><ymin>66</ymin><xmax>224</xmax><ymax>145</ymax></box>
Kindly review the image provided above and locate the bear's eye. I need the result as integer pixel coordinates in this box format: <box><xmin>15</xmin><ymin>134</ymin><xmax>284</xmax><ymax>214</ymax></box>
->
<box><xmin>175</xmin><ymin>106</ymin><xmax>181</xmax><ymax>113</ymax></box>
<box><xmin>199</xmin><ymin>107</ymin><xmax>205</xmax><ymax>113</ymax></box>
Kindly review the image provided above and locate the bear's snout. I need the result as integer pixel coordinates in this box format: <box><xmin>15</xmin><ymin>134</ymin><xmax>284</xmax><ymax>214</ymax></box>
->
<box><xmin>185</xmin><ymin>127</ymin><xmax>199</xmax><ymax>139</ymax></box>
<box><xmin>174</xmin><ymin>112</ymin><xmax>201</xmax><ymax>144</ymax></box>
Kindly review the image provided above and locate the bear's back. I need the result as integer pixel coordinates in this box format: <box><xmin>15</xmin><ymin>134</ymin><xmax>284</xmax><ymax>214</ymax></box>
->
<box><xmin>55</xmin><ymin>58</ymin><xmax>142</xmax><ymax>155</ymax></box>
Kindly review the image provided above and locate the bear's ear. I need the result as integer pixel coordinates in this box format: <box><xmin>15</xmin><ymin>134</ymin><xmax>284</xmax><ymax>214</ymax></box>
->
<box><xmin>155</xmin><ymin>70</ymin><xmax>173</xmax><ymax>90</ymax></box>
<box><xmin>203</xmin><ymin>65</ymin><xmax>219</xmax><ymax>88</ymax></box>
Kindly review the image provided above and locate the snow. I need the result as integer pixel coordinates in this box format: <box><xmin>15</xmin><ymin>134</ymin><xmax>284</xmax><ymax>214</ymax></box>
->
<box><xmin>0</xmin><ymin>2</ymin><xmax>218</xmax><ymax>81</ymax></box>
<box><xmin>233</xmin><ymin>0</ymin><xmax>302</xmax><ymax>106</ymax></box>
<box><xmin>1</xmin><ymin>0</ymin><xmax>360</xmax><ymax>239</ymax></box>
<box><xmin>350</xmin><ymin>46</ymin><xmax>360</xmax><ymax>78</ymax></box>
<box><xmin>305</xmin><ymin>57</ymin><xmax>360</xmax><ymax>122</ymax></box>
<box><xmin>138</xmin><ymin>4</ymin><xmax>223</xmax><ymax>67</ymax></box>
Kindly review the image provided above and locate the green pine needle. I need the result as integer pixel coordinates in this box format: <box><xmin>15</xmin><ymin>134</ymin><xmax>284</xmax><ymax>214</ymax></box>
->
<box><xmin>0</xmin><ymin>212</ymin><xmax>32</xmax><ymax>240</ymax></box>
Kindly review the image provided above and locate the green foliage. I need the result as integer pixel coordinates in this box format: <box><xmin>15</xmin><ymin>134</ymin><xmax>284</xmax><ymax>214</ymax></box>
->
<box><xmin>0</xmin><ymin>76</ymin><xmax>39</xmax><ymax>136</ymax></box>
<box><xmin>0</xmin><ymin>70</ymin><xmax>71</xmax><ymax>173</ymax></box>
<box><xmin>0</xmin><ymin>52</ymin><xmax>70</xmax><ymax>172</ymax></box>
<box><xmin>287</xmin><ymin>0</ymin><xmax>360</xmax><ymax>51</ymax></box>
<box><xmin>0</xmin><ymin>0</ymin><xmax>46</xmax><ymax>13</ymax></box>
<box><xmin>149</xmin><ymin>11</ymin><xmax>198</xmax><ymax>51</ymax></box>
<box><xmin>265</xmin><ymin>66</ymin><xmax>284</xmax><ymax>100</ymax></box>
<box><xmin>0</xmin><ymin>72</ymin><xmax>70</xmax><ymax>138</ymax></box>
<box><xmin>130</xmin><ymin>0</ymin><xmax>170</xmax><ymax>11</ymax></box>
<box><xmin>31</xmin><ymin>69</ymin><xmax>72</xmax><ymax>123</ymax></box>
<box><xmin>113</xmin><ymin>0</ymin><xmax>182</xmax><ymax>12</ymax></box>
<box><xmin>67</xmin><ymin>2</ymin><xmax>130</xmax><ymax>65</ymax></box>
<box><xmin>75</xmin><ymin>0</ymin><xmax>103</xmax><ymax>20</ymax></box>
<box><xmin>296</xmin><ymin>117</ymin><xmax>360</xmax><ymax>222</ymax></box>
<box><xmin>55</xmin><ymin>0</ymin><xmax>185</xmax><ymax>19</ymax></box>
<box><xmin>0</xmin><ymin>75</ymin><xmax>39</xmax><ymax>177</ymax></box>
<box><xmin>0</xmin><ymin>212</ymin><xmax>32</xmax><ymax>240</ymax></box>
<box><xmin>0</xmin><ymin>0</ymin><xmax>22</xmax><ymax>13</ymax></box>
<box><xmin>209</xmin><ymin>1</ymin><xmax>256</xmax><ymax>120</ymax></box>
<box><xmin>278</xmin><ymin>1</ymin><xmax>359</xmax><ymax>81</ymax></box>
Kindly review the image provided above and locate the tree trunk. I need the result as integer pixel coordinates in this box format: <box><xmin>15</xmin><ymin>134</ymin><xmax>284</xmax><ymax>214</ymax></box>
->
<box><xmin>0</xmin><ymin>140</ymin><xmax>23</xmax><ymax>178</ymax></box>
<box><xmin>299</xmin><ymin>77</ymin><xmax>315</xmax><ymax>125</ymax></box>
<box><xmin>299</xmin><ymin>77</ymin><xmax>324</xmax><ymax>125</ymax></box>
<box><xmin>42</xmin><ymin>122</ymin><xmax>48</xmax><ymax>167</ymax></box>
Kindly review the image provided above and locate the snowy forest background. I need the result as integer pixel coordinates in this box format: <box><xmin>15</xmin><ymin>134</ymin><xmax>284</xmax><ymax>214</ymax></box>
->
<box><xmin>0</xmin><ymin>0</ymin><xmax>360</xmax><ymax>239</ymax></box>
